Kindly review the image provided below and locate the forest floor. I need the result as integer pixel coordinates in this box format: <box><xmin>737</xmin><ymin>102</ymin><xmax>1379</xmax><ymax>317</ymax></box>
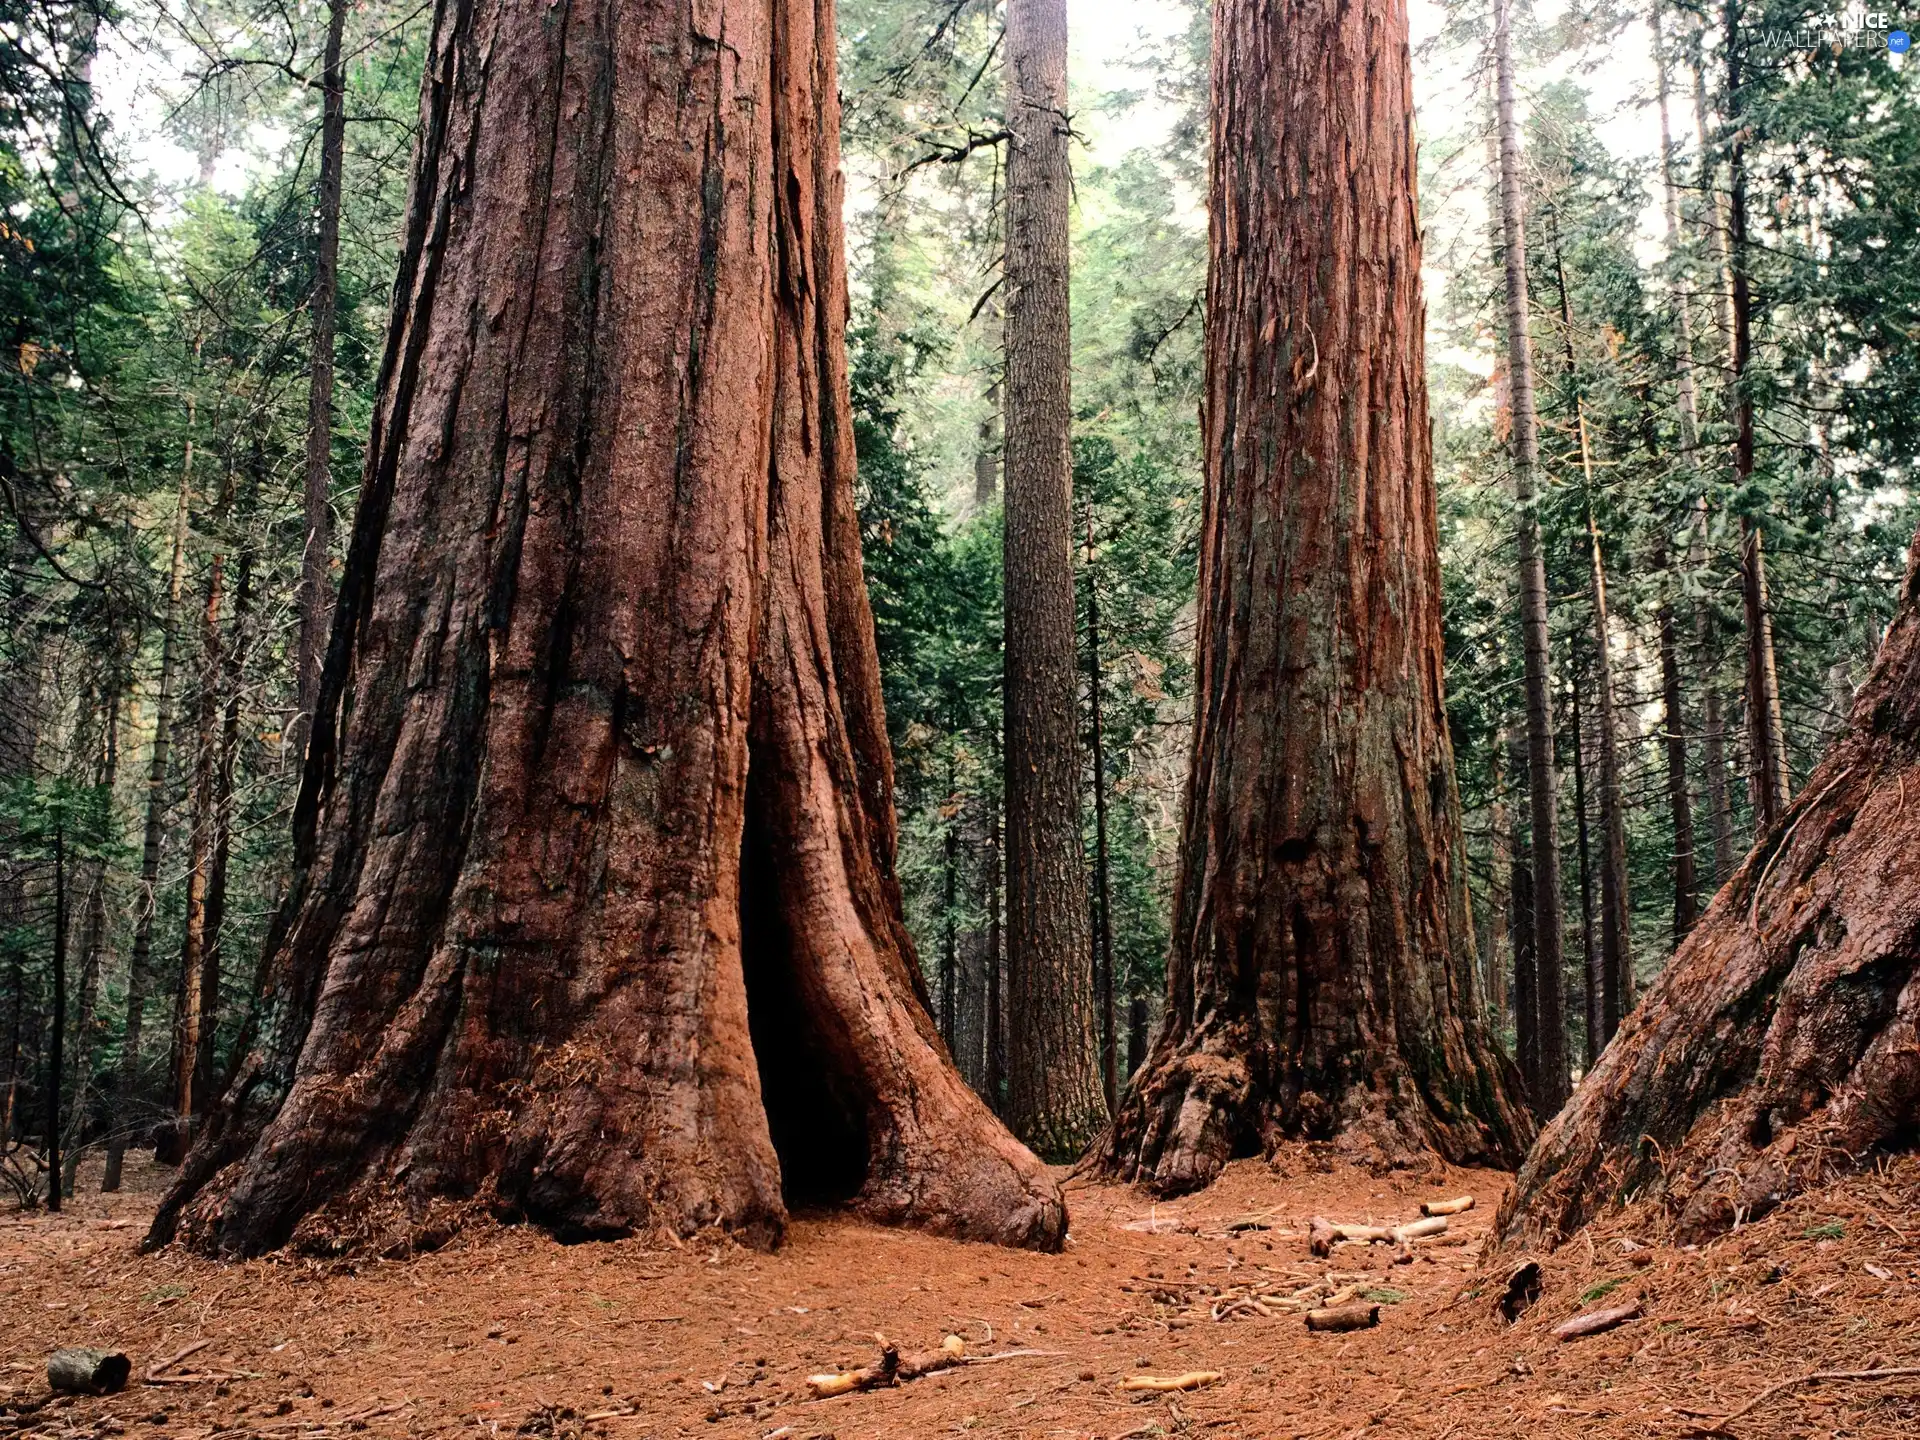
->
<box><xmin>5</xmin><ymin>1147</ymin><xmax>1919</xmax><ymax>1440</ymax></box>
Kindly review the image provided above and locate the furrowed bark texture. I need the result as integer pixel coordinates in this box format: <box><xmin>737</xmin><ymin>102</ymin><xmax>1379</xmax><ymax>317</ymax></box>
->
<box><xmin>1502</xmin><ymin>523</ymin><xmax>1920</xmax><ymax>1246</ymax></box>
<box><xmin>1097</xmin><ymin>0</ymin><xmax>1533</xmax><ymax>1194</ymax></box>
<box><xmin>1001</xmin><ymin>0</ymin><xmax>1106</xmax><ymax>1160</ymax></box>
<box><xmin>147</xmin><ymin>0</ymin><xmax>1062</xmax><ymax>1259</ymax></box>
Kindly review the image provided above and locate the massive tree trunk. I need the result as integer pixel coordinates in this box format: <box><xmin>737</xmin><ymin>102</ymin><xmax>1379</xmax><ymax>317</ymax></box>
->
<box><xmin>146</xmin><ymin>0</ymin><xmax>1062</xmax><ymax>1259</ymax></box>
<box><xmin>1503</xmin><ymin>519</ymin><xmax>1920</xmax><ymax>1246</ymax></box>
<box><xmin>1096</xmin><ymin>0</ymin><xmax>1533</xmax><ymax>1194</ymax></box>
<box><xmin>1493</xmin><ymin>0</ymin><xmax>1570</xmax><ymax>1116</ymax></box>
<box><xmin>293</xmin><ymin>0</ymin><xmax>349</xmax><ymax>755</ymax></box>
<box><xmin>1001</xmin><ymin>0</ymin><xmax>1106</xmax><ymax>1160</ymax></box>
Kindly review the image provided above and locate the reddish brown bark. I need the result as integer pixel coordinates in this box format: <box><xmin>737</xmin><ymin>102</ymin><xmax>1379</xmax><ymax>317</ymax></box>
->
<box><xmin>1096</xmin><ymin>0</ymin><xmax>1532</xmax><ymax>1193</ymax></box>
<box><xmin>1502</xmin><ymin>522</ymin><xmax>1920</xmax><ymax>1246</ymax></box>
<box><xmin>146</xmin><ymin>0</ymin><xmax>1061</xmax><ymax>1259</ymax></box>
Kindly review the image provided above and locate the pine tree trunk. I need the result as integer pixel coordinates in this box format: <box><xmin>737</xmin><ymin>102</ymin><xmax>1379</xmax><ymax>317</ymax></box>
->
<box><xmin>103</xmin><ymin>445</ymin><xmax>193</xmax><ymax>1193</ymax></box>
<box><xmin>64</xmin><ymin>683</ymin><xmax>121</xmax><ymax>1195</ymax></box>
<box><xmin>1494</xmin><ymin>0</ymin><xmax>1570</xmax><ymax>1115</ymax></box>
<box><xmin>1509</xmin><ymin>733</ymin><xmax>1540</xmax><ymax>1099</ymax></box>
<box><xmin>1486</xmin><ymin>733</ymin><xmax>1512</xmax><ymax>1023</ymax></box>
<box><xmin>1655</xmin><ymin>535</ymin><xmax>1700</xmax><ymax>941</ymax></box>
<box><xmin>1098</xmin><ymin>0</ymin><xmax>1532</xmax><ymax>1193</ymax></box>
<box><xmin>294</xmin><ymin>0</ymin><xmax>349</xmax><ymax>756</ymax></box>
<box><xmin>1551</xmin><ymin>227</ymin><xmax>1634</xmax><ymax>1041</ymax></box>
<box><xmin>1570</xmin><ymin>675</ymin><xmax>1602</xmax><ymax>1071</ymax></box>
<box><xmin>164</xmin><ymin>545</ymin><xmax>225</xmax><ymax>1159</ymax></box>
<box><xmin>1586</xmin><ymin>500</ymin><xmax>1634</xmax><ymax>1035</ymax></box>
<box><xmin>1686</xmin><ymin>45</ymin><xmax>1740</xmax><ymax>882</ymax></box>
<box><xmin>44</xmin><ymin>816</ymin><xmax>67</xmax><ymax>1210</ymax></box>
<box><xmin>1711</xmin><ymin>3</ymin><xmax>1790</xmax><ymax>833</ymax></box>
<box><xmin>1503</xmin><ymin>518</ymin><xmax>1920</xmax><ymax>1246</ymax></box>
<box><xmin>201</xmin><ymin>555</ymin><xmax>250</xmax><ymax>1098</ymax></box>
<box><xmin>984</xmin><ymin>787</ymin><xmax>1005</xmax><ymax>1112</ymax></box>
<box><xmin>940</xmin><ymin>752</ymin><xmax>959</xmax><ymax>1048</ymax></box>
<box><xmin>1001</xmin><ymin>0</ymin><xmax>1105</xmax><ymax>1160</ymax></box>
<box><xmin>974</xmin><ymin>374</ymin><xmax>1001</xmax><ymax>510</ymax></box>
<box><xmin>1649</xmin><ymin>6</ymin><xmax>1706</xmax><ymax>934</ymax></box>
<box><xmin>1084</xmin><ymin>513</ymin><xmax>1119</xmax><ymax>1114</ymax></box>
<box><xmin>146</xmin><ymin>0</ymin><xmax>1061</xmax><ymax>1259</ymax></box>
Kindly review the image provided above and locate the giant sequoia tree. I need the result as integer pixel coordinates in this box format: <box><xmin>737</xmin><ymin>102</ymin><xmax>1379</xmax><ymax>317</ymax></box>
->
<box><xmin>1503</xmin><ymin>524</ymin><xmax>1920</xmax><ymax>1246</ymax></box>
<box><xmin>146</xmin><ymin>0</ymin><xmax>1063</xmax><ymax>1258</ymax></box>
<box><xmin>1097</xmin><ymin>0</ymin><xmax>1532</xmax><ymax>1193</ymax></box>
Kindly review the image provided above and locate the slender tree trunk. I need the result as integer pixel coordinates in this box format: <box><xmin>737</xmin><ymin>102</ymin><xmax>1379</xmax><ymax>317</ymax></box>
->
<box><xmin>1702</xmin><ymin>4</ymin><xmax>1789</xmax><ymax>834</ymax></box>
<box><xmin>1551</xmin><ymin>233</ymin><xmax>1635</xmax><ymax>1041</ymax></box>
<box><xmin>1084</xmin><ymin>512</ymin><xmax>1118</xmax><ymax>1114</ymax></box>
<box><xmin>1126</xmin><ymin>993</ymin><xmax>1148</xmax><ymax>1079</ymax></box>
<box><xmin>1649</xmin><ymin>11</ymin><xmax>1708</xmax><ymax>932</ymax></box>
<box><xmin>44</xmin><ymin>815</ymin><xmax>67</xmax><ymax>1210</ymax></box>
<box><xmin>1655</xmin><ymin>534</ymin><xmax>1700</xmax><ymax>941</ymax></box>
<box><xmin>103</xmin><ymin>435</ymin><xmax>194</xmax><ymax>1192</ymax></box>
<box><xmin>149</xmin><ymin>0</ymin><xmax>1062</xmax><ymax>1259</ymax></box>
<box><xmin>984</xmin><ymin>787</ymin><xmax>1005</xmax><ymax>1112</ymax></box>
<box><xmin>940</xmin><ymin>750</ymin><xmax>959</xmax><ymax>1048</ymax></box>
<box><xmin>1001</xmin><ymin>0</ymin><xmax>1105</xmax><ymax>1160</ymax></box>
<box><xmin>294</xmin><ymin>0</ymin><xmax>350</xmax><ymax>756</ymax></box>
<box><xmin>166</xmin><ymin>543</ymin><xmax>225</xmax><ymax>1158</ymax></box>
<box><xmin>1570</xmin><ymin>674</ymin><xmax>1600</xmax><ymax>1071</ymax></box>
<box><xmin>1486</xmin><ymin>733</ymin><xmax>1511</xmax><ymax>1023</ymax></box>
<box><xmin>201</xmin><ymin>555</ymin><xmax>250</xmax><ymax>1099</ymax></box>
<box><xmin>1494</xmin><ymin>0</ymin><xmax>1569</xmax><ymax>1115</ymax></box>
<box><xmin>1100</xmin><ymin>0</ymin><xmax>1532</xmax><ymax>1192</ymax></box>
<box><xmin>975</xmin><ymin>374</ymin><xmax>1001</xmax><ymax>511</ymax></box>
<box><xmin>1686</xmin><ymin>40</ymin><xmax>1739</xmax><ymax>882</ymax></box>
<box><xmin>1504</xmin><ymin>518</ymin><xmax>1920</xmax><ymax>1247</ymax></box>
<box><xmin>64</xmin><ymin>680</ymin><xmax>123</xmax><ymax>1195</ymax></box>
<box><xmin>1509</xmin><ymin>732</ymin><xmax>1539</xmax><ymax>1102</ymax></box>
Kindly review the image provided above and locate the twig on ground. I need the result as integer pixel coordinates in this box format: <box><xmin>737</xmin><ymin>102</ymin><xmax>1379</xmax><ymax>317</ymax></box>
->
<box><xmin>1677</xmin><ymin>1365</ymin><xmax>1920</xmax><ymax>1430</ymax></box>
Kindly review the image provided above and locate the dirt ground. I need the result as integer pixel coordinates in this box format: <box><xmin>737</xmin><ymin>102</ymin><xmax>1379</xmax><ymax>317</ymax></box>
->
<box><xmin>5</xmin><ymin>1147</ymin><xmax>1919</xmax><ymax>1440</ymax></box>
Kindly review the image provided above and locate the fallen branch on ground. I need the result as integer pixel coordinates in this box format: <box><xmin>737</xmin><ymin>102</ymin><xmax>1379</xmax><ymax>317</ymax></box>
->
<box><xmin>1421</xmin><ymin>1195</ymin><xmax>1475</xmax><ymax>1217</ymax></box>
<box><xmin>1309</xmin><ymin>1215</ymin><xmax>1447</xmax><ymax>1257</ymax></box>
<box><xmin>145</xmin><ymin>1339</ymin><xmax>213</xmax><ymax>1382</ymax></box>
<box><xmin>1120</xmin><ymin>1371</ymin><xmax>1221</xmax><ymax>1393</ymax></box>
<box><xmin>1677</xmin><ymin>1365</ymin><xmax>1920</xmax><ymax>1431</ymax></box>
<box><xmin>1551</xmin><ymin>1301</ymin><xmax>1643</xmax><ymax>1341</ymax></box>
<box><xmin>806</xmin><ymin>1334</ymin><xmax>966</xmax><ymax>1398</ymax></box>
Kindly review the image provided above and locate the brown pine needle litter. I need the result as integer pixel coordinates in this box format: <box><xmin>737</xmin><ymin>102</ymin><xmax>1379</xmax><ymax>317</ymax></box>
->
<box><xmin>6</xmin><ymin>1148</ymin><xmax>1920</xmax><ymax>1439</ymax></box>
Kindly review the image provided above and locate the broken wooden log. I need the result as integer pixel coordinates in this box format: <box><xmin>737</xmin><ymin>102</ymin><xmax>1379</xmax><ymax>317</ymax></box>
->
<box><xmin>1120</xmin><ymin>1371</ymin><xmax>1222</xmax><ymax>1393</ymax></box>
<box><xmin>1308</xmin><ymin>1214</ymin><xmax>1448</xmax><ymax>1257</ymax></box>
<box><xmin>1420</xmin><ymin>1195</ymin><xmax>1474</xmax><ymax>1217</ymax></box>
<box><xmin>1305</xmin><ymin>1303</ymin><xmax>1381</xmax><ymax>1333</ymax></box>
<box><xmin>806</xmin><ymin>1334</ymin><xmax>965</xmax><ymax>1398</ymax></box>
<box><xmin>47</xmin><ymin>1350</ymin><xmax>131</xmax><ymax>1395</ymax></box>
<box><xmin>1551</xmin><ymin>1301</ymin><xmax>1643</xmax><ymax>1342</ymax></box>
